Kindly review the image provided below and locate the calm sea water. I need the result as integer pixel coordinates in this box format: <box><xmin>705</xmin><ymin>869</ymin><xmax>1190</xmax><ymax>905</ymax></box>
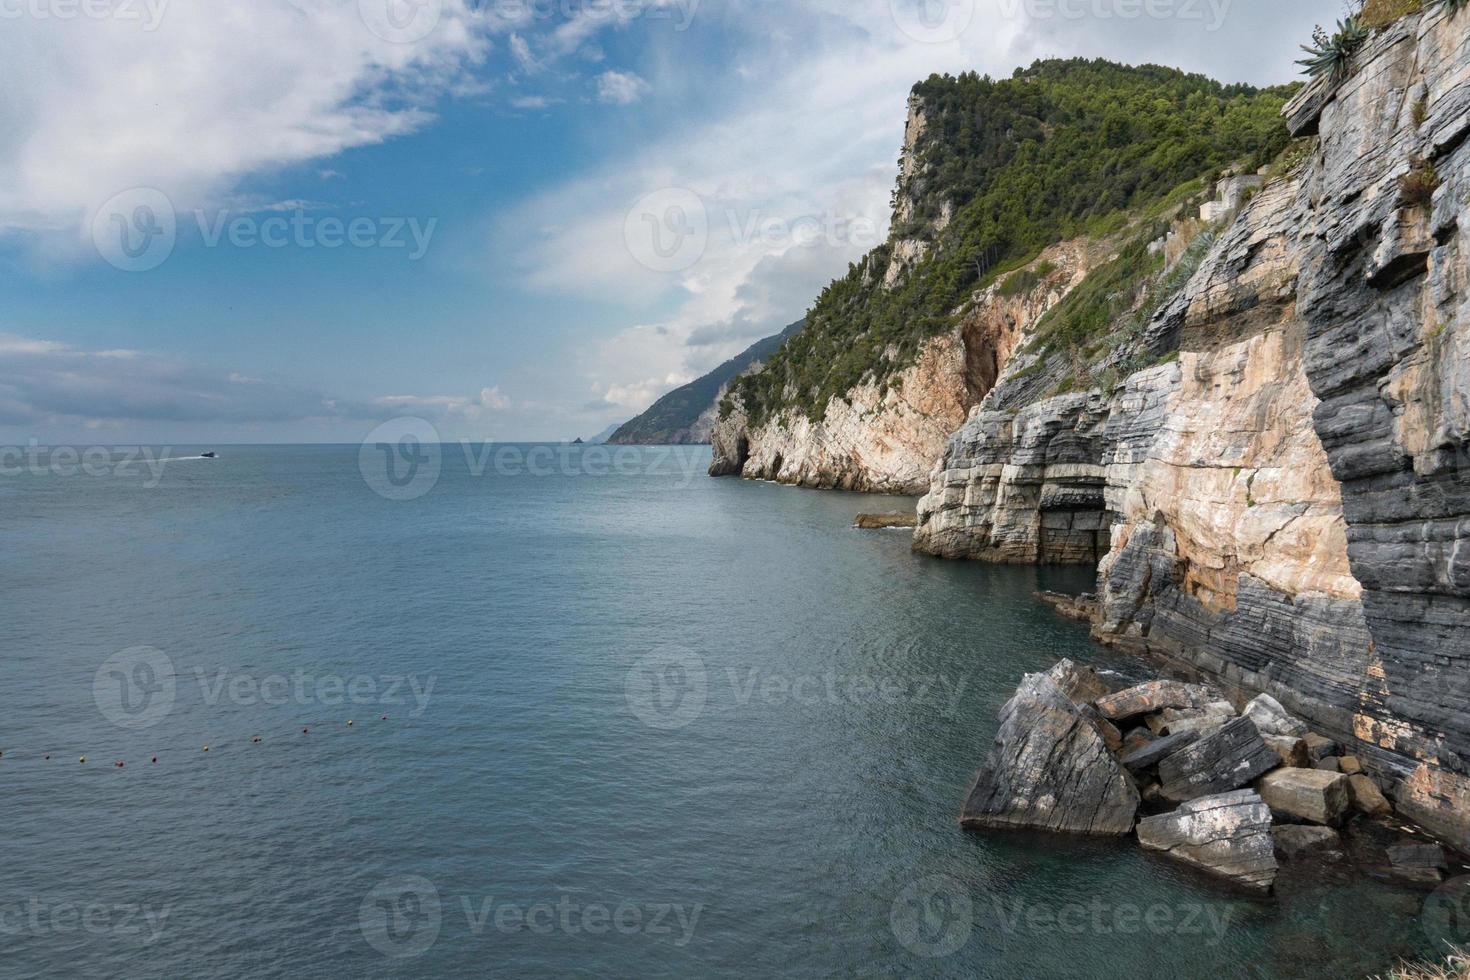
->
<box><xmin>0</xmin><ymin>444</ymin><xmax>1439</xmax><ymax>977</ymax></box>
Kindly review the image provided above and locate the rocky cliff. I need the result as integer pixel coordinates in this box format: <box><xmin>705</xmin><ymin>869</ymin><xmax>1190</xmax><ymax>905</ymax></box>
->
<box><xmin>914</xmin><ymin>8</ymin><xmax>1470</xmax><ymax>851</ymax></box>
<box><xmin>709</xmin><ymin>241</ymin><xmax>1098</xmax><ymax>492</ymax></box>
<box><xmin>709</xmin><ymin>61</ymin><xmax>1293</xmax><ymax>492</ymax></box>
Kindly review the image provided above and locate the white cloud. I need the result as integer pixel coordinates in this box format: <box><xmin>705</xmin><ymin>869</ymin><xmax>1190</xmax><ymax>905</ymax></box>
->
<box><xmin>595</xmin><ymin>70</ymin><xmax>651</xmax><ymax>105</ymax></box>
<box><xmin>510</xmin><ymin>94</ymin><xmax>561</xmax><ymax>110</ymax></box>
<box><xmin>509</xmin><ymin>32</ymin><xmax>540</xmax><ymax>72</ymax></box>
<box><xmin>0</xmin><ymin>0</ymin><xmax>493</xmax><ymax>255</ymax></box>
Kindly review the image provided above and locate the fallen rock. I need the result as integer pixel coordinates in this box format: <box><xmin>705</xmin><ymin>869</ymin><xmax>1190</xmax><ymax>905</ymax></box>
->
<box><xmin>1315</xmin><ymin>757</ymin><xmax>1342</xmax><ymax>773</ymax></box>
<box><xmin>1158</xmin><ymin>717</ymin><xmax>1280</xmax><ymax>803</ymax></box>
<box><xmin>854</xmin><ymin>512</ymin><xmax>917</xmax><ymax>529</ymax></box>
<box><xmin>1339</xmin><ymin>756</ymin><xmax>1363</xmax><ymax>776</ymax></box>
<box><xmin>1303</xmin><ymin>733</ymin><xmax>1339</xmax><ymax>760</ymax></box>
<box><xmin>961</xmin><ymin>661</ymin><xmax>1140</xmax><ymax>835</ymax></box>
<box><xmin>1263</xmin><ymin>735</ymin><xmax>1312</xmax><ymax>768</ymax></box>
<box><xmin>1121</xmin><ymin>730</ymin><xmax>1199</xmax><ymax>773</ymax></box>
<box><xmin>1273</xmin><ymin>825</ymin><xmax>1343</xmax><ymax>861</ymax></box>
<box><xmin>1257</xmin><ymin>768</ymin><xmax>1351</xmax><ymax>826</ymax></box>
<box><xmin>1095</xmin><ymin>680</ymin><xmax>1218</xmax><ymax>723</ymax></box>
<box><xmin>1136</xmin><ymin>790</ymin><xmax>1278</xmax><ymax>893</ymax></box>
<box><xmin>1348</xmin><ymin>774</ymin><xmax>1393</xmax><ymax>817</ymax></box>
<box><xmin>1162</xmin><ymin>701</ymin><xmax>1237</xmax><ymax>737</ymax></box>
<box><xmin>1242</xmin><ymin>694</ymin><xmax>1309</xmax><ymax>738</ymax></box>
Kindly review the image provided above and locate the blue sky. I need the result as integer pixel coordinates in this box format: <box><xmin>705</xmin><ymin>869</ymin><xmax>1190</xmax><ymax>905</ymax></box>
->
<box><xmin>0</xmin><ymin>0</ymin><xmax>1329</xmax><ymax>443</ymax></box>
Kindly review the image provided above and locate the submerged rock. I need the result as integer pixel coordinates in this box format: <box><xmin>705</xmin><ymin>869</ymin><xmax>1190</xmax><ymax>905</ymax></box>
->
<box><xmin>1386</xmin><ymin>843</ymin><xmax>1448</xmax><ymax>886</ymax></box>
<box><xmin>1272</xmin><ymin>825</ymin><xmax>1343</xmax><ymax>861</ymax></box>
<box><xmin>854</xmin><ymin>512</ymin><xmax>918</xmax><ymax>530</ymax></box>
<box><xmin>1158</xmin><ymin>717</ymin><xmax>1279</xmax><ymax>803</ymax></box>
<box><xmin>1136</xmin><ymin>790</ymin><xmax>1279</xmax><ymax>893</ymax></box>
<box><xmin>961</xmin><ymin>661</ymin><xmax>1139</xmax><ymax>835</ymax></box>
<box><xmin>1256</xmin><ymin>768</ymin><xmax>1351</xmax><ymax>826</ymax></box>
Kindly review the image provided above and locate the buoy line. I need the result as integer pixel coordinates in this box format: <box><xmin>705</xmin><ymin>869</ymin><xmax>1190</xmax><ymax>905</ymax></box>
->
<box><xmin>4</xmin><ymin>716</ymin><xmax>393</xmax><ymax>768</ymax></box>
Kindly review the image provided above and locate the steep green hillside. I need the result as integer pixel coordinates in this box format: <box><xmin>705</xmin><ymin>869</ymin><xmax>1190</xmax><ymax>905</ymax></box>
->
<box><xmin>723</xmin><ymin>59</ymin><xmax>1297</xmax><ymax>427</ymax></box>
<box><xmin>609</xmin><ymin>319</ymin><xmax>805</xmax><ymax>444</ymax></box>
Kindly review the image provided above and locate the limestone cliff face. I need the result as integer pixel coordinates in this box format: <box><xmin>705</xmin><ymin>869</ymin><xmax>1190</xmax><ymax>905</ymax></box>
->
<box><xmin>914</xmin><ymin>8</ymin><xmax>1470</xmax><ymax>850</ymax></box>
<box><xmin>1288</xmin><ymin>9</ymin><xmax>1470</xmax><ymax>848</ymax></box>
<box><xmin>709</xmin><ymin>241</ymin><xmax>1096</xmax><ymax>493</ymax></box>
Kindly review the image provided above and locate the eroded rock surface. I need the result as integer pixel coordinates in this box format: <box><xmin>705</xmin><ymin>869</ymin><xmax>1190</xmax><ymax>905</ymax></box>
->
<box><xmin>1136</xmin><ymin>790</ymin><xmax>1279</xmax><ymax>892</ymax></box>
<box><xmin>961</xmin><ymin>661</ymin><xmax>1139</xmax><ymax>835</ymax></box>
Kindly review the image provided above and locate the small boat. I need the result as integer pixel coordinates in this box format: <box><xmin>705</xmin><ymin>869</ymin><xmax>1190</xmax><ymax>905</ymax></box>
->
<box><xmin>200</xmin><ymin>451</ymin><xmax>217</xmax><ymax>459</ymax></box>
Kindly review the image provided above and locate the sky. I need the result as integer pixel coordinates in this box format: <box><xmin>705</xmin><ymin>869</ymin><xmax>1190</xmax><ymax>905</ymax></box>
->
<box><xmin>0</xmin><ymin>0</ymin><xmax>1334</xmax><ymax>444</ymax></box>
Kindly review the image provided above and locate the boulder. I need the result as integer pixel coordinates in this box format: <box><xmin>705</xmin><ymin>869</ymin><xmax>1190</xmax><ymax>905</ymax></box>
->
<box><xmin>1348</xmin><ymin>774</ymin><xmax>1393</xmax><ymax>817</ymax></box>
<box><xmin>1339</xmin><ymin>755</ymin><xmax>1363</xmax><ymax>776</ymax></box>
<box><xmin>1303</xmin><ymin>733</ymin><xmax>1339</xmax><ymax>760</ymax></box>
<box><xmin>1272</xmin><ymin>825</ymin><xmax>1343</xmax><ymax>861</ymax></box>
<box><xmin>961</xmin><ymin>662</ymin><xmax>1140</xmax><ymax>835</ymax></box>
<box><xmin>1121</xmin><ymin>731</ymin><xmax>1199</xmax><ymax>773</ymax></box>
<box><xmin>1136</xmin><ymin>790</ymin><xmax>1279</xmax><ymax>893</ymax></box>
<box><xmin>1095</xmin><ymin>680</ymin><xmax>1218</xmax><ymax>722</ymax></box>
<box><xmin>1315</xmin><ymin>757</ymin><xmax>1342</xmax><ymax>773</ymax></box>
<box><xmin>1263</xmin><ymin>735</ymin><xmax>1312</xmax><ymax>768</ymax></box>
<box><xmin>1162</xmin><ymin>701</ymin><xmax>1237</xmax><ymax>738</ymax></box>
<box><xmin>1257</xmin><ymin>768</ymin><xmax>1351</xmax><ymax>826</ymax></box>
<box><xmin>1242</xmin><ymin>694</ymin><xmax>1309</xmax><ymax>738</ymax></box>
<box><xmin>1158</xmin><ymin>717</ymin><xmax>1280</xmax><ymax>803</ymax></box>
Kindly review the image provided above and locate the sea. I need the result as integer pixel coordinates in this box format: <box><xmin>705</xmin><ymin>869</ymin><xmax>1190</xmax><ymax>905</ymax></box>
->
<box><xmin>0</xmin><ymin>443</ymin><xmax>1446</xmax><ymax>978</ymax></box>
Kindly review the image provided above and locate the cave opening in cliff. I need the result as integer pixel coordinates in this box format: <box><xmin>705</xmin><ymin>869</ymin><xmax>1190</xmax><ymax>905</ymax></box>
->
<box><xmin>1037</xmin><ymin>493</ymin><xmax>1111</xmax><ymax>567</ymax></box>
<box><xmin>734</xmin><ymin>435</ymin><xmax>750</xmax><ymax>471</ymax></box>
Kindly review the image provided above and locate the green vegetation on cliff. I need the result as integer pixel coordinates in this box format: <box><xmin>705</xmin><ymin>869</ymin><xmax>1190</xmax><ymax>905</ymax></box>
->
<box><xmin>722</xmin><ymin>59</ymin><xmax>1296</xmax><ymax>427</ymax></box>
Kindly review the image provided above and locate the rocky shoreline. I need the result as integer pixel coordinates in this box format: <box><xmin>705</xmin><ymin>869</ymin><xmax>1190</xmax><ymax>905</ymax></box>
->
<box><xmin>963</xmin><ymin>656</ymin><xmax>1466</xmax><ymax>896</ymax></box>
